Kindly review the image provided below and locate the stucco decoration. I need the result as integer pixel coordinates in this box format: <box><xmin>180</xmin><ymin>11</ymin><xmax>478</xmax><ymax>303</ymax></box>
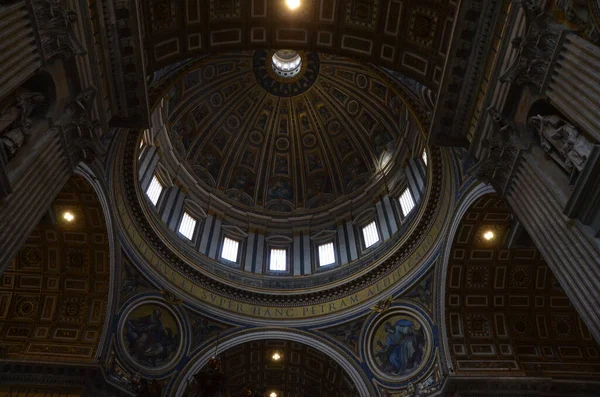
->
<box><xmin>0</xmin><ymin>175</ymin><xmax>110</xmax><ymax>363</ymax></box>
<box><xmin>366</xmin><ymin>309</ymin><xmax>432</xmax><ymax>383</ymax></box>
<box><xmin>120</xmin><ymin>302</ymin><xmax>183</xmax><ymax>372</ymax></box>
<box><xmin>164</xmin><ymin>51</ymin><xmax>414</xmax><ymax>215</ymax></box>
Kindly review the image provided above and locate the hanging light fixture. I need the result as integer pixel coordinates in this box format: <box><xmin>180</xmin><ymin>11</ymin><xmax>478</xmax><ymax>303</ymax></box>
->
<box><xmin>189</xmin><ymin>333</ymin><xmax>227</xmax><ymax>397</ymax></box>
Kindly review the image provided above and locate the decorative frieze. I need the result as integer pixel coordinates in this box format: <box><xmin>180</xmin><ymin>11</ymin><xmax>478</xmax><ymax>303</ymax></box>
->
<box><xmin>467</xmin><ymin>107</ymin><xmax>521</xmax><ymax>194</ymax></box>
<box><xmin>499</xmin><ymin>0</ymin><xmax>569</xmax><ymax>90</ymax></box>
<box><xmin>55</xmin><ymin>87</ymin><xmax>103</xmax><ymax>166</ymax></box>
<box><xmin>31</xmin><ymin>0</ymin><xmax>85</xmax><ymax>62</ymax></box>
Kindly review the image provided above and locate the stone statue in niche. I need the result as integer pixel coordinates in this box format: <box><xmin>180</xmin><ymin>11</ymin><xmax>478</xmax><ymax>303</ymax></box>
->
<box><xmin>0</xmin><ymin>89</ymin><xmax>45</xmax><ymax>162</ymax></box>
<box><xmin>555</xmin><ymin>0</ymin><xmax>600</xmax><ymax>43</ymax></box>
<box><xmin>529</xmin><ymin>114</ymin><xmax>593</xmax><ymax>172</ymax></box>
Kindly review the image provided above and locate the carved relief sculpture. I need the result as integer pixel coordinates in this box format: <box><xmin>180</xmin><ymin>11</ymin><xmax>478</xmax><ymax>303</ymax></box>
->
<box><xmin>32</xmin><ymin>0</ymin><xmax>85</xmax><ymax>62</ymax></box>
<box><xmin>500</xmin><ymin>0</ymin><xmax>565</xmax><ymax>89</ymax></box>
<box><xmin>529</xmin><ymin>114</ymin><xmax>593</xmax><ymax>172</ymax></box>
<box><xmin>0</xmin><ymin>89</ymin><xmax>44</xmax><ymax>162</ymax></box>
<box><xmin>467</xmin><ymin>108</ymin><xmax>520</xmax><ymax>194</ymax></box>
<box><xmin>555</xmin><ymin>0</ymin><xmax>600</xmax><ymax>42</ymax></box>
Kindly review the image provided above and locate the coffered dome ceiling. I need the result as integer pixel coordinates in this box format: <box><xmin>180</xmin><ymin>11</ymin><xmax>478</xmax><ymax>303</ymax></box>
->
<box><xmin>164</xmin><ymin>50</ymin><xmax>418</xmax><ymax>215</ymax></box>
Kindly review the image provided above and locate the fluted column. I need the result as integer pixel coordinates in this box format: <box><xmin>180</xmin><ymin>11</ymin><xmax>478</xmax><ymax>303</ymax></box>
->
<box><xmin>0</xmin><ymin>0</ymin><xmax>42</xmax><ymax>100</ymax></box>
<box><xmin>507</xmin><ymin>153</ymin><xmax>600</xmax><ymax>343</ymax></box>
<box><xmin>546</xmin><ymin>34</ymin><xmax>600</xmax><ymax>142</ymax></box>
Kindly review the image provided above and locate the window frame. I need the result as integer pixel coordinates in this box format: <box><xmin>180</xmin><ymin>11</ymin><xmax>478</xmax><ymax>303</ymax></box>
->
<box><xmin>146</xmin><ymin>174</ymin><xmax>164</xmax><ymax>207</ymax></box>
<box><xmin>264</xmin><ymin>235</ymin><xmax>293</xmax><ymax>274</ymax></box>
<box><xmin>218</xmin><ymin>225</ymin><xmax>248</xmax><ymax>268</ymax></box>
<box><xmin>399</xmin><ymin>187</ymin><xmax>416</xmax><ymax>218</ymax></box>
<box><xmin>177</xmin><ymin>211</ymin><xmax>198</xmax><ymax>241</ymax></box>
<box><xmin>268</xmin><ymin>247</ymin><xmax>288</xmax><ymax>272</ymax></box>
<box><xmin>220</xmin><ymin>236</ymin><xmax>241</xmax><ymax>264</ymax></box>
<box><xmin>361</xmin><ymin>220</ymin><xmax>381</xmax><ymax>250</ymax></box>
<box><xmin>317</xmin><ymin>241</ymin><xmax>336</xmax><ymax>267</ymax></box>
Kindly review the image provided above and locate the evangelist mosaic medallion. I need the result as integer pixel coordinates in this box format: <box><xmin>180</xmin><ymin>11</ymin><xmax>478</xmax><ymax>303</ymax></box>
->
<box><xmin>121</xmin><ymin>302</ymin><xmax>182</xmax><ymax>371</ymax></box>
<box><xmin>367</xmin><ymin>310</ymin><xmax>432</xmax><ymax>381</ymax></box>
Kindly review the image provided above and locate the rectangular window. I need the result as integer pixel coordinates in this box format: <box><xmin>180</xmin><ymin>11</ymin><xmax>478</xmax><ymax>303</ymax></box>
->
<box><xmin>422</xmin><ymin>150</ymin><xmax>428</xmax><ymax>166</ymax></box>
<box><xmin>318</xmin><ymin>242</ymin><xmax>335</xmax><ymax>266</ymax></box>
<box><xmin>146</xmin><ymin>175</ymin><xmax>163</xmax><ymax>206</ymax></box>
<box><xmin>362</xmin><ymin>221</ymin><xmax>380</xmax><ymax>248</ymax></box>
<box><xmin>269</xmin><ymin>248</ymin><xmax>287</xmax><ymax>271</ymax></box>
<box><xmin>400</xmin><ymin>188</ymin><xmax>416</xmax><ymax>217</ymax></box>
<box><xmin>178</xmin><ymin>212</ymin><xmax>197</xmax><ymax>240</ymax></box>
<box><xmin>221</xmin><ymin>237</ymin><xmax>240</xmax><ymax>263</ymax></box>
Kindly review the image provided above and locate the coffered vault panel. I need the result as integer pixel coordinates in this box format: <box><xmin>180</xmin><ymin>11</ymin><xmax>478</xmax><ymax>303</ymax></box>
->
<box><xmin>164</xmin><ymin>51</ymin><xmax>416</xmax><ymax>213</ymax></box>
<box><xmin>184</xmin><ymin>339</ymin><xmax>359</xmax><ymax>397</ymax></box>
<box><xmin>0</xmin><ymin>175</ymin><xmax>110</xmax><ymax>363</ymax></box>
<box><xmin>140</xmin><ymin>0</ymin><xmax>457</xmax><ymax>89</ymax></box>
<box><xmin>445</xmin><ymin>194</ymin><xmax>600</xmax><ymax>378</ymax></box>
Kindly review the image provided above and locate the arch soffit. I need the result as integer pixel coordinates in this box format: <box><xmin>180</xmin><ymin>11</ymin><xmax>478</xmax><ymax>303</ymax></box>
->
<box><xmin>0</xmin><ymin>171</ymin><xmax>114</xmax><ymax>364</ymax></box>
<box><xmin>435</xmin><ymin>180</ymin><xmax>495</xmax><ymax>371</ymax></box>
<box><xmin>170</xmin><ymin>328</ymin><xmax>375</xmax><ymax>397</ymax></box>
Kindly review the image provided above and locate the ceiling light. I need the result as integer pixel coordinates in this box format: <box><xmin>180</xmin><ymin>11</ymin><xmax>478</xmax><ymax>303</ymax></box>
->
<box><xmin>285</xmin><ymin>0</ymin><xmax>300</xmax><ymax>10</ymax></box>
<box><xmin>272</xmin><ymin>352</ymin><xmax>282</xmax><ymax>361</ymax></box>
<box><xmin>483</xmin><ymin>230</ymin><xmax>495</xmax><ymax>241</ymax></box>
<box><xmin>270</xmin><ymin>393</ymin><xmax>278</xmax><ymax>397</ymax></box>
<box><xmin>63</xmin><ymin>212</ymin><xmax>75</xmax><ymax>222</ymax></box>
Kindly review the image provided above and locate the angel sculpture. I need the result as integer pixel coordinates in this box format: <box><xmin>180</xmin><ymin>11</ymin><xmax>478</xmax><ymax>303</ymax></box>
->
<box><xmin>371</xmin><ymin>296</ymin><xmax>393</xmax><ymax>314</ymax></box>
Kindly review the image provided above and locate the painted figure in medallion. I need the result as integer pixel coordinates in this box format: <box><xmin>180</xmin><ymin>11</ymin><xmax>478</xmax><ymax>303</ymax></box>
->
<box><xmin>374</xmin><ymin>317</ymin><xmax>425</xmax><ymax>376</ymax></box>
<box><xmin>123</xmin><ymin>305</ymin><xmax>180</xmax><ymax>368</ymax></box>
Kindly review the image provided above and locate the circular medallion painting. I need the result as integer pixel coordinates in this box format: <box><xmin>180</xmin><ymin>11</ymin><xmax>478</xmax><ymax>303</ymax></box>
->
<box><xmin>367</xmin><ymin>310</ymin><xmax>432</xmax><ymax>381</ymax></box>
<box><xmin>121</xmin><ymin>302</ymin><xmax>182</xmax><ymax>371</ymax></box>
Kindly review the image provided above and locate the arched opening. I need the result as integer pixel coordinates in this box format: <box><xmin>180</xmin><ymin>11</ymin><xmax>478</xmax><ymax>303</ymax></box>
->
<box><xmin>184</xmin><ymin>339</ymin><xmax>359</xmax><ymax>397</ymax></box>
<box><xmin>174</xmin><ymin>330</ymin><xmax>373</xmax><ymax>397</ymax></box>
<box><xmin>0</xmin><ymin>174</ymin><xmax>111</xmax><ymax>363</ymax></box>
<box><xmin>444</xmin><ymin>193</ymin><xmax>600</xmax><ymax>379</ymax></box>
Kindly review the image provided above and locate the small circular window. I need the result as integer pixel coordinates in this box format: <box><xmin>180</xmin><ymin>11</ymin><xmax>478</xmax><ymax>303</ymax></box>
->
<box><xmin>271</xmin><ymin>50</ymin><xmax>302</xmax><ymax>79</ymax></box>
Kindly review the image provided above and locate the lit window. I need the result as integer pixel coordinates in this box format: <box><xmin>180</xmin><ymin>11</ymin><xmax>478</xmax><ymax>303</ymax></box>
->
<box><xmin>269</xmin><ymin>248</ymin><xmax>287</xmax><ymax>271</ymax></box>
<box><xmin>272</xmin><ymin>50</ymin><xmax>302</xmax><ymax>78</ymax></box>
<box><xmin>422</xmin><ymin>150</ymin><xmax>428</xmax><ymax>166</ymax></box>
<box><xmin>178</xmin><ymin>212</ymin><xmax>197</xmax><ymax>240</ymax></box>
<box><xmin>399</xmin><ymin>188</ymin><xmax>415</xmax><ymax>217</ymax></box>
<box><xmin>362</xmin><ymin>221</ymin><xmax>380</xmax><ymax>248</ymax></box>
<box><xmin>146</xmin><ymin>175</ymin><xmax>163</xmax><ymax>206</ymax></box>
<box><xmin>318</xmin><ymin>242</ymin><xmax>335</xmax><ymax>266</ymax></box>
<box><xmin>139</xmin><ymin>139</ymin><xmax>145</xmax><ymax>159</ymax></box>
<box><xmin>221</xmin><ymin>237</ymin><xmax>240</xmax><ymax>263</ymax></box>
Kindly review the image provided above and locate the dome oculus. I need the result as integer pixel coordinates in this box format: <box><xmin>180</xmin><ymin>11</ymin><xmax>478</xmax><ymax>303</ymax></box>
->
<box><xmin>272</xmin><ymin>50</ymin><xmax>302</xmax><ymax>78</ymax></box>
